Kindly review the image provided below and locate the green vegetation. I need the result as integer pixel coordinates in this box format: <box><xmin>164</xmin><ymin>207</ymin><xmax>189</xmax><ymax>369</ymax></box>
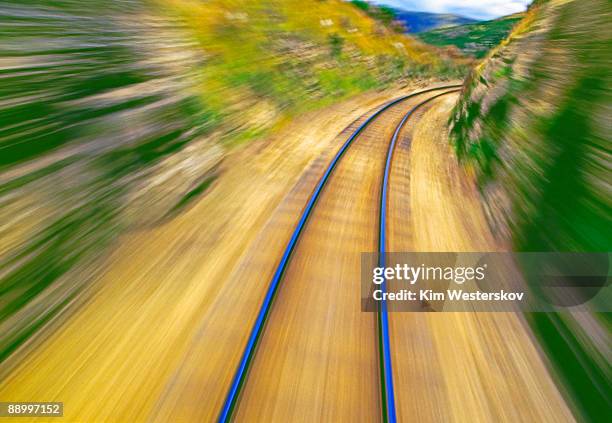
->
<box><xmin>419</xmin><ymin>14</ymin><xmax>524</xmax><ymax>58</ymax></box>
<box><xmin>328</xmin><ymin>33</ymin><xmax>345</xmax><ymax>58</ymax></box>
<box><xmin>166</xmin><ymin>174</ymin><xmax>218</xmax><ymax>218</ymax></box>
<box><xmin>527</xmin><ymin>311</ymin><xmax>611</xmax><ymax>423</ymax></box>
<box><xmin>450</xmin><ymin>1</ymin><xmax>612</xmax><ymax>420</ymax></box>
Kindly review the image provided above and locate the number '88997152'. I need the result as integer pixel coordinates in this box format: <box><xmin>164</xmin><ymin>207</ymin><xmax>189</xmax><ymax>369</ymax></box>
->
<box><xmin>0</xmin><ymin>402</ymin><xmax>63</xmax><ymax>417</ymax></box>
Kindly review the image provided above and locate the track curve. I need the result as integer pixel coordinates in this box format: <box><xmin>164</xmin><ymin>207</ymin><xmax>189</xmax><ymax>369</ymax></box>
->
<box><xmin>220</xmin><ymin>85</ymin><xmax>462</xmax><ymax>422</ymax></box>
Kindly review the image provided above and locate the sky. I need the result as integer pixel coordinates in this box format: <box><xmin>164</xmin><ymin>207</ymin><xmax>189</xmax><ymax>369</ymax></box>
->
<box><xmin>371</xmin><ymin>0</ymin><xmax>532</xmax><ymax>20</ymax></box>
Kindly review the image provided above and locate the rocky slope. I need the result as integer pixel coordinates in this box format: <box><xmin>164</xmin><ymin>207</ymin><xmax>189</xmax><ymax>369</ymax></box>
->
<box><xmin>449</xmin><ymin>1</ymin><xmax>611</xmax><ymax>420</ymax></box>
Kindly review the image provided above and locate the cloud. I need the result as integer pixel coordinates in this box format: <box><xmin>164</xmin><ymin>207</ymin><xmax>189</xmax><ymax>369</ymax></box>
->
<box><xmin>371</xmin><ymin>0</ymin><xmax>532</xmax><ymax>20</ymax></box>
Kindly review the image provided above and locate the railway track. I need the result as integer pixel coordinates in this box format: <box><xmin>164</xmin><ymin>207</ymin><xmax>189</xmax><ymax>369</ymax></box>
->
<box><xmin>219</xmin><ymin>85</ymin><xmax>462</xmax><ymax>422</ymax></box>
<box><xmin>377</xmin><ymin>89</ymin><xmax>460</xmax><ymax>422</ymax></box>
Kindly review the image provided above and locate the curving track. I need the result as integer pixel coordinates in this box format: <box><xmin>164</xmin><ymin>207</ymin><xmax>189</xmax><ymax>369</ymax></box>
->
<box><xmin>222</xmin><ymin>86</ymin><xmax>461</xmax><ymax>422</ymax></box>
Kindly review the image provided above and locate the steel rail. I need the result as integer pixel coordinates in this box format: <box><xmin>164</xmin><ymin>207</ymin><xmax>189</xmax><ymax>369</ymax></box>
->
<box><xmin>377</xmin><ymin>89</ymin><xmax>460</xmax><ymax>423</ymax></box>
<box><xmin>218</xmin><ymin>84</ymin><xmax>462</xmax><ymax>422</ymax></box>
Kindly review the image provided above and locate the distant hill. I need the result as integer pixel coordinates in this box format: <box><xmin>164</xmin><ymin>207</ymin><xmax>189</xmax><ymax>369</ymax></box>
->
<box><xmin>418</xmin><ymin>13</ymin><xmax>524</xmax><ymax>58</ymax></box>
<box><xmin>349</xmin><ymin>2</ymin><xmax>477</xmax><ymax>34</ymax></box>
<box><xmin>392</xmin><ymin>10</ymin><xmax>478</xmax><ymax>33</ymax></box>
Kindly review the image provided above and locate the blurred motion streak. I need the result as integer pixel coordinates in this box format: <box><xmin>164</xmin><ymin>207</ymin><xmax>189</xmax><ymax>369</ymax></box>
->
<box><xmin>0</xmin><ymin>0</ymin><xmax>457</xmax><ymax>365</ymax></box>
<box><xmin>449</xmin><ymin>0</ymin><xmax>611</xmax><ymax>420</ymax></box>
<box><xmin>0</xmin><ymin>0</ymin><xmax>609</xmax><ymax>422</ymax></box>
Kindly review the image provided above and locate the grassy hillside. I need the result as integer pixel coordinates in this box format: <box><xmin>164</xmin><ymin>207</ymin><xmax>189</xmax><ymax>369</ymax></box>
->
<box><xmin>419</xmin><ymin>13</ymin><xmax>524</xmax><ymax>58</ymax></box>
<box><xmin>161</xmin><ymin>0</ymin><xmax>456</xmax><ymax>118</ymax></box>
<box><xmin>0</xmin><ymin>0</ymin><xmax>460</xmax><ymax>362</ymax></box>
<box><xmin>449</xmin><ymin>1</ymin><xmax>611</xmax><ymax>420</ymax></box>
